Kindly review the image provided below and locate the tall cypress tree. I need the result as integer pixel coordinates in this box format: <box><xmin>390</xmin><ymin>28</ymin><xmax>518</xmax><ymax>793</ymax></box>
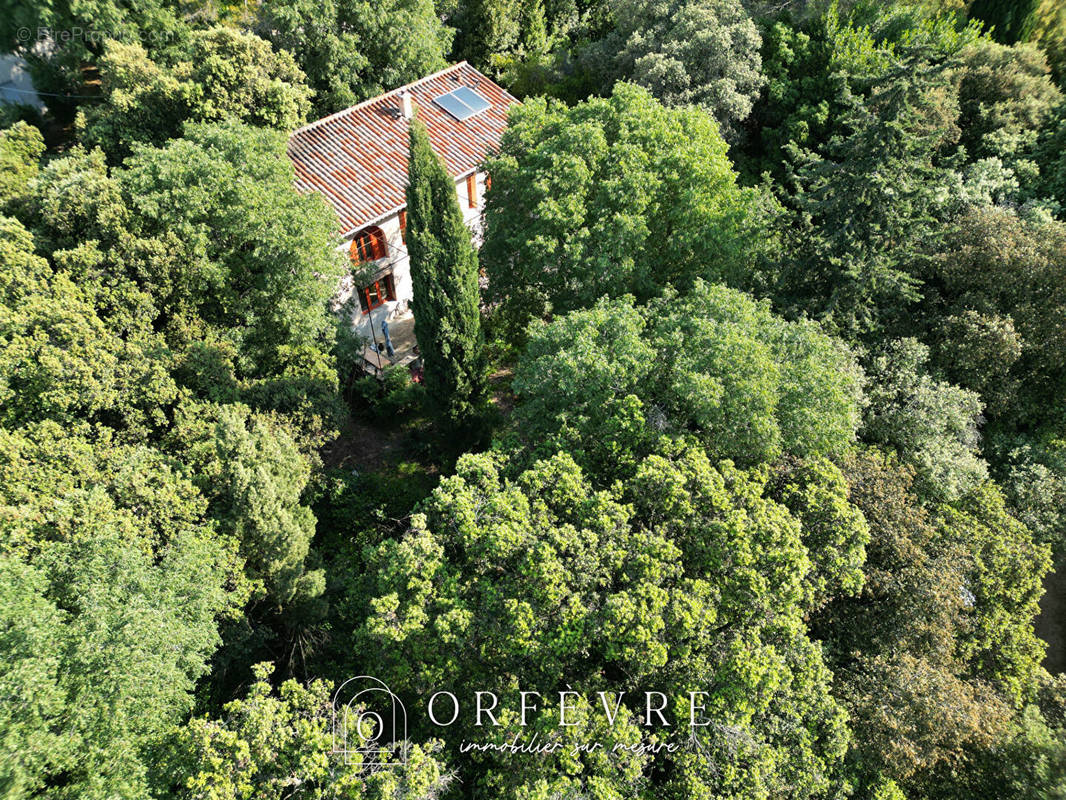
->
<box><xmin>405</xmin><ymin>118</ymin><xmax>487</xmax><ymax>436</ymax></box>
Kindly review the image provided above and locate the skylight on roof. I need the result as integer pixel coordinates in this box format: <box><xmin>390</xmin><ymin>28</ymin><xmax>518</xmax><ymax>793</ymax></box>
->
<box><xmin>432</xmin><ymin>87</ymin><xmax>491</xmax><ymax>121</ymax></box>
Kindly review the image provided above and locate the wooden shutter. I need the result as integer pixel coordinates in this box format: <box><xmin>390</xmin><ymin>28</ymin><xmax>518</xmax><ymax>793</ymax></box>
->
<box><xmin>370</xmin><ymin>229</ymin><xmax>386</xmax><ymax>260</ymax></box>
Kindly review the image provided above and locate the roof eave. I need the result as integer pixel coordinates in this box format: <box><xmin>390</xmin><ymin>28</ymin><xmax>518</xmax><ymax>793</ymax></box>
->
<box><xmin>337</xmin><ymin>164</ymin><xmax>482</xmax><ymax>240</ymax></box>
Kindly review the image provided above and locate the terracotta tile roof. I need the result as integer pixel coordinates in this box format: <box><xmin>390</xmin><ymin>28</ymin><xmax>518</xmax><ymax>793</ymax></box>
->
<box><xmin>287</xmin><ymin>62</ymin><xmax>519</xmax><ymax>237</ymax></box>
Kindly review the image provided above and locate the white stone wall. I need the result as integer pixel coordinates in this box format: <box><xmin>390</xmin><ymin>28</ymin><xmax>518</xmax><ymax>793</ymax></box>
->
<box><xmin>338</xmin><ymin>170</ymin><xmax>488</xmax><ymax>342</ymax></box>
<box><xmin>0</xmin><ymin>54</ymin><xmax>45</xmax><ymax>109</ymax></box>
<box><xmin>460</xmin><ymin>170</ymin><xmax>488</xmax><ymax>244</ymax></box>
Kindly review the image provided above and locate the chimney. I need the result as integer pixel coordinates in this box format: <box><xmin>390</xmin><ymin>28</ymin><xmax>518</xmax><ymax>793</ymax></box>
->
<box><xmin>399</xmin><ymin>89</ymin><xmax>413</xmax><ymax>121</ymax></box>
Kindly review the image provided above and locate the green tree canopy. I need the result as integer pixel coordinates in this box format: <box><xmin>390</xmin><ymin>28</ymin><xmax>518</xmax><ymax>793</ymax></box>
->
<box><xmin>356</xmin><ymin>447</ymin><xmax>853</xmax><ymax>798</ymax></box>
<box><xmin>968</xmin><ymin>0</ymin><xmax>1042</xmax><ymax>45</ymax></box>
<box><xmin>167</xmin><ymin>401</ymin><xmax>323</xmax><ymax>610</ymax></box>
<box><xmin>863</xmin><ymin>338</ymin><xmax>988</xmax><ymax>502</ymax></box>
<box><xmin>582</xmin><ymin>0</ymin><xmax>764</xmax><ymax>140</ymax></box>
<box><xmin>954</xmin><ymin>37</ymin><xmax>1062</xmax><ymax>174</ymax></box>
<box><xmin>741</xmin><ymin>5</ymin><xmax>983</xmax><ymax>182</ymax></box>
<box><xmin>254</xmin><ymin>0</ymin><xmax>453</xmax><ymax>116</ymax></box>
<box><xmin>451</xmin><ymin>0</ymin><xmax>525</xmax><ymax>70</ymax></box>
<box><xmin>13</xmin><ymin>123</ymin><xmax>345</xmax><ymax>442</ymax></box>
<box><xmin>482</xmin><ymin>82</ymin><xmax>765</xmax><ymax>343</ymax></box>
<box><xmin>1031</xmin><ymin>0</ymin><xmax>1066</xmax><ymax>84</ymax></box>
<box><xmin>1003</xmin><ymin>434</ymin><xmax>1066</xmax><ymax>557</ymax></box>
<box><xmin>509</xmin><ymin>283</ymin><xmax>863</xmax><ymax>482</ymax></box>
<box><xmin>0</xmin><ymin>122</ymin><xmax>44</xmax><ymax>211</ymax></box>
<box><xmin>0</xmin><ymin>215</ymin><xmax>176</xmax><ymax>436</ymax></box>
<box><xmin>0</xmin><ymin>421</ymin><xmax>239</xmax><ymax>799</ymax></box>
<box><xmin>1</xmin><ymin>118</ymin><xmax>346</xmax><ymax>719</ymax></box>
<box><xmin>79</xmin><ymin>27</ymin><xmax>312</xmax><ymax>161</ymax></box>
<box><xmin>1036</xmin><ymin>103</ymin><xmax>1066</xmax><ymax>206</ymax></box>
<box><xmin>940</xmin><ymin>483</ymin><xmax>1052</xmax><ymax>705</ymax></box>
<box><xmin>926</xmin><ymin>205</ymin><xmax>1066</xmax><ymax>430</ymax></box>
<box><xmin>774</xmin><ymin>56</ymin><xmax>962</xmax><ymax>338</ymax></box>
<box><xmin>117</xmin><ymin>122</ymin><xmax>345</xmax><ymax>432</ymax></box>
<box><xmin>814</xmin><ymin>450</ymin><xmax>1011</xmax><ymax>791</ymax></box>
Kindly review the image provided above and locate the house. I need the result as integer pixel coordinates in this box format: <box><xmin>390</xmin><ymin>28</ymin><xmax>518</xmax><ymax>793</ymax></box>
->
<box><xmin>287</xmin><ymin>62</ymin><xmax>519</xmax><ymax>371</ymax></box>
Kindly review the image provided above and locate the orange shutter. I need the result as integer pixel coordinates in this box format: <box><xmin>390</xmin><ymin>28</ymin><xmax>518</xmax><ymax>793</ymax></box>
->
<box><xmin>467</xmin><ymin>174</ymin><xmax>477</xmax><ymax>208</ymax></box>
<box><xmin>350</xmin><ymin>237</ymin><xmax>365</xmax><ymax>263</ymax></box>
<box><xmin>398</xmin><ymin>210</ymin><xmax>407</xmax><ymax>243</ymax></box>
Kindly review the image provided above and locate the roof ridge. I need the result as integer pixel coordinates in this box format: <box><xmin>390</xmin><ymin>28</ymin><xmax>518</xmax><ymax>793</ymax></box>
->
<box><xmin>288</xmin><ymin>64</ymin><xmax>519</xmax><ymax>236</ymax></box>
<box><xmin>291</xmin><ymin>61</ymin><xmax>475</xmax><ymax>137</ymax></box>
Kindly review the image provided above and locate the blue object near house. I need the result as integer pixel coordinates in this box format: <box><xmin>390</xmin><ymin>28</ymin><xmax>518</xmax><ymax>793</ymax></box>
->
<box><xmin>381</xmin><ymin>318</ymin><xmax>396</xmax><ymax>357</ymax></box>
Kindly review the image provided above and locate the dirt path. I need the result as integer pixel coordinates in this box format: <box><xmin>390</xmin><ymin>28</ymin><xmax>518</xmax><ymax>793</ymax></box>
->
<box><xmin>321</xmin><ymin>416</ymin><xmax>407</xmax><ymax>472</ymax></box>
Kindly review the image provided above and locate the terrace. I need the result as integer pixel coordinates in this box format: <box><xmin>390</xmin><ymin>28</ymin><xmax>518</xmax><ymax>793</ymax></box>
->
<box><xmin>359</xmin><ymin>310</ymin><xmax>420</xmax><ymax>378</ymax></box>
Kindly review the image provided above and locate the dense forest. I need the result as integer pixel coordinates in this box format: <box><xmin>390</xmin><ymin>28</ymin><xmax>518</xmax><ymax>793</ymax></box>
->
<box><xmin>3</xmin><ymin>0</ymin><xmax>1066</xmax><ymax>797</ymax></box>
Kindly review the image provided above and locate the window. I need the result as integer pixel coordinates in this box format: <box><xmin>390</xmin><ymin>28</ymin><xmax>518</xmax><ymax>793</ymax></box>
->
<box><xmin>398</xmin><ymin>209</ymin><xmax>407</xmax><ymax>244</ymax></box>
<box><xmin>432</xmin><ymin>87</ymin><xmax>491</xmax><ymax>120</ymax></box>
<box><xmin>350</xmin><ymin>225</ymin><xmax>387</xmax><ymax>263</ymax></box>
<box><xmin>357</xmin><ymin>273</ymin><xmax>396</xmax><ymax>313</ymax></box>
<box><xmin>466</xmin><ymin>174</ymin><xmax>477</xmax><ymax>208</ymax></box>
